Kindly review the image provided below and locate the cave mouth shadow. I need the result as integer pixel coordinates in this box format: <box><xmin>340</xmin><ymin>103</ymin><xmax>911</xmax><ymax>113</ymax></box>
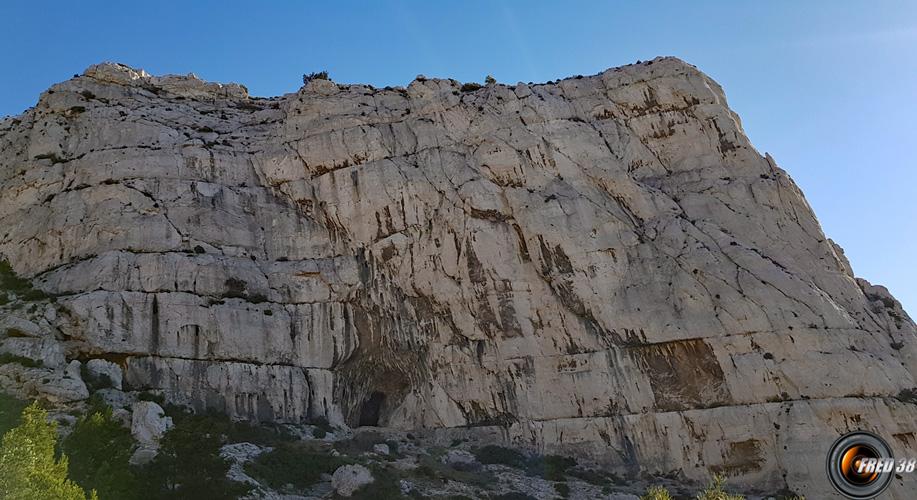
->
<box><xmin>357</xmin><ymin>391</ymin><xmax>386</xmax><ymax>427</ymax></box>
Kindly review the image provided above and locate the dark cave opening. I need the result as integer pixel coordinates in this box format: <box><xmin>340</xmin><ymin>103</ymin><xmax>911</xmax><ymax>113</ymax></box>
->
<box><xmin>358</xmin><ymin>391</ymin><xmax>386</xmax><ymax>427</ymax></box>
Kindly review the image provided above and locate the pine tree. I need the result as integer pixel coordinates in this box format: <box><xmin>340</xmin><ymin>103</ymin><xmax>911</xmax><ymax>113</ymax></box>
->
<box><xmin>64</xmin><ymin>407</ymin><xmax>140</xmax><ymax>499</ymax></box>
<box><xmin>0</xmin><ymin>401</ymin><xmax>95</xmax><ymax>500</ymax></box>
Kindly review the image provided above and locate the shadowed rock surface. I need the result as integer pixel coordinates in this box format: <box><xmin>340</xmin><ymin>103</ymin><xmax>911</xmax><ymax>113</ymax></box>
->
<box><xmin>1</xmin><ymin>57</ymin><xmax>915</xmax><ymax>497</ymax></box>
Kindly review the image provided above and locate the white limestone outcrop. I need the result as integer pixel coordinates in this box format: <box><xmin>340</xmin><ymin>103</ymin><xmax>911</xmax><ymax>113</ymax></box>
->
<box><xmin>1</xmin><ymin>58</ymin><xmax>915</xmax><ymax>497</ymax></box>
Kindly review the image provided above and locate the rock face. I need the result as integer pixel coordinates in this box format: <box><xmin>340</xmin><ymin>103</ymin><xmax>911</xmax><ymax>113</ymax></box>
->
<box><xmin>85</xmin><ymin>358</ymin><xmax>123</xmax><ymax>389</ymax></box>
<box><xmin>1</xmin><ymin>58</ymin><xmax>915</xmax><ymax>496</ymax></box>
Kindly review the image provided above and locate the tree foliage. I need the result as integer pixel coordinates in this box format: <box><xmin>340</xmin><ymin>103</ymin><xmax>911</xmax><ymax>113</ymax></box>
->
<box><xmin>695</xmin><ymin>474</ymin><xmax>744</xmax><ymax>500</ymax></box>
<box><xmin>140</xmin><ymin>410</ymin><xmax>250</xmax><ymax>499</ymax></box>
<box><xmin>0</xmin><ymin>401</ymin><xmax>95</xmax><ymax>500</ymax></box>
<box><xmin>302</xmin><ymin>71</ymin><xmax>330</xmax><ymax>85</ymax></box>
<box><xmin>641</xmin><ymin>485</ymin><xmax>674</xmax><ymax>500</ymax></box>
<box><xmin>0</xmin><ymin>392</ymin><xmax>27</xmax><ymax>437</ymax></box>
<box><xmin>63</xmin><ymin>407</ymin><xmax>140</xmax><ymax>499</ymax></box>
<box><xmin>245</xmin><ymin>442</ymin><xmax>347</xmax><ymax>491</ymax></box>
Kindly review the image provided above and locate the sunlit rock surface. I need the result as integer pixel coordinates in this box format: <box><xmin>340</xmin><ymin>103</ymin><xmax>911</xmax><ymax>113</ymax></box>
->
<box><xmin>1</xmin><ymin>58</ymin><xmax>915</xmax><ymax>497</ymax></box>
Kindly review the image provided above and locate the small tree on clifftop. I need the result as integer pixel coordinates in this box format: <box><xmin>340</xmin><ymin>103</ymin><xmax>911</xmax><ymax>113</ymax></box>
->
<box><xmin>303</xmin><ymin>71</ymin><xmax>330</xmax><ymax>85</ymax></box>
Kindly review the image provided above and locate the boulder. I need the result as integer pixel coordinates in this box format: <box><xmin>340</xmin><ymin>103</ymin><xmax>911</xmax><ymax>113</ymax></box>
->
<box><xmin>130</xmin><ymin>401</ymin><xmax>173</xmax><ymax>445</ymax></box>
<box><xmin>95</xmin><ymin>387</ymin><xmax>135</xmax><ymax>409</ymax></box>
<box><xmin>331</xmin><ymin>464</ymin><xmax>374</xmax><ymax>497</ymax></box>
<box><xmin>129</xmin><ymin>447</ymin><xmax>158</xmax><ymax>466</ymax></box>
<box><xmin>111</xmin><ymin>408</ymin><xmax>132</xmax><ymax>427</ymax></box>
<box><xmin>0</xmin><ymin>316</ymin><xmax>45</xmax><ymax>338</ymax></box>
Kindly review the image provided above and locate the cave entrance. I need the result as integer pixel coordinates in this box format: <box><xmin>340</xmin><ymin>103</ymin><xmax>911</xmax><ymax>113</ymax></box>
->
<box><xmin>358</xmin><ymin>391</ymin><xmax>386</xmax><ymax>427</ymax></box>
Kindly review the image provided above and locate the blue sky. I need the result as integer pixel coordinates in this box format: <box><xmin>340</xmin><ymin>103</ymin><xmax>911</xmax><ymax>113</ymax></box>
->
<box><xmin>1</xmin><ymin>1</ymin><xmax>915</xmax><ymax>315</ymax></box>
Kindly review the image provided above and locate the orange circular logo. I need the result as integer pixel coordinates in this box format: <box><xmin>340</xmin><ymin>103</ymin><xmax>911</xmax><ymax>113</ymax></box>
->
<box><xmin>826</xmin><ymin>431</ymin><xmax>893</xmax><ymax>499</ymax></box>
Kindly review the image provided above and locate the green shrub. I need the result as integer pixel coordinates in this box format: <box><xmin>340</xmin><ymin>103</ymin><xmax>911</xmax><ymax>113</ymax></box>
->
<box><xmin>140</xmin><ymin>409</ymin><xmax>251</xmax><ymax>499</ymax></box>
<box><xmin>461</xmin><ymin>82</ymin><xmax>483</xmax><ymax>92</ymax></box>
<box><xmin>136</xmin><ymin>391</ymin><xmax>165</xmax><ymax>405</ymax></box>
<box><xmin>0</xmin><ymin>392</ymin><xmax>27</xmax><ymax>437</ymax></box>
<box><xmin>526</xmin><ymin>454</ymin><xmax>576</xmax><ymax>480</ymax></box>
<box><xmin>0</xmin><ymin>260</ymin><xmax>49</xmax><ymax>301</ymax></box>
<box><xmin>472</xmin><ymin>446</ymin><xmax>577</xmax><ymax>481</ymax></box>
<box><xmin>245</xmin><ymin>442</ymin><xmax>346</xmax><ymax>491</ymax></box>
<box><xmin>554</xmin><ymin>481</ymin><xmax>570</xmax><ymax>498</ymax></box>
<box><xmin>566</xmin><ymin>466</ymin><xmax>615</xmax><ymax>485</ymax></box>
<box><xmin>696</xmin><ymin>474</ymin><xmax>744</xmax><ymax>500</ymax></box>
<box><xmin>333</xmin><ymin>430</ymin><xmax>390</xmax><ymax>455</ymax></box>
<box><xmin>415</xmin><ymin>453</ymin><xmax>495</xmax><ymax>488</ymax></box>
<box><xmin>64</xmin><ymin>407</ymin><xmax>140</xmax><ymax>499</ymax></box>
<box><xmin>0</xmin><ymin>402</ymin><xmax>94</xmax><ymax>499</ymax></box>
<box><xmin>167</xmin><ymin>406</ymin><xmax>294</xmax><ymax>447</ymax></box>
<box><xmin>348</xmin><ymin>463</ymin><xmax>403</xmax><ymax>499</ymax></box>
<box><xmin>642</xmin><ymin>485</ymin><xmax>674</xmax><ymax>500</ymax></box>
<box><xmin>223</xmin><ymin>278</ymin><xmax>248</xmax><ymax>299</ymax></box>
<box><xmin>485</xmin><ymin>75</ymin><xmax>497</xmax><ymax>85</ymax></box>
<box><xmin>0</xmin><ymin>352</ymin><xmax>43</xmax><ymax>368</ymax></box>
<box><xmin>306</xmin><ymin>416</ymin><xmax>334</xmax><ymax>439</ymax></box>
<box><xmin>302</xmin><ymin>71</ymin><xmax>330</xmax><ymax>85</ymax></box>
<box><xmin>472</xmin><ymin>445</ymin><xmax>527</xmax><ymax>468</ymax></box>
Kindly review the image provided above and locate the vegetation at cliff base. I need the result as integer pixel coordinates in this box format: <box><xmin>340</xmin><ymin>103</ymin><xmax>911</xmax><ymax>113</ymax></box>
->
<box><xmin>639</xmin><ymin>474</ymin><xmax>805</xmax><ymax>500</ymax></box>
<box><xmin>0</xmin><ymin>401</ymin><xmax>96</xmax><ymax>499</ymax></box>
<box><xmin>63</xmin><ymin>407</ymin><xmax>140</xmax><ymax>500</ymax></box>
<box><xmin>0</xmin><ymin>392</ymin><xmax>27</xmax><ymax>436</ymax></box>
<box><xmin>694</xmin><ymin>474</ymin><xmax>745</xmax><ymax>500</ymax></box>
<box><xmin>245</xmin><ymin>442</ymin><xmax>347</xmax><ymax>491</ymax></box>
<box><xmin>0</xmin><ymin>395</ymin><xmax>804</xmax><ymax>500</ymax></box>
<box><xmin>141</xmin><ymin>409</ymin><xmax>253</xmax><ymax>499</ymax></box>
<box><xmin>641</xmin><ymin>484</ymin><xmax>674</xmax><ymax>500</ymax></box>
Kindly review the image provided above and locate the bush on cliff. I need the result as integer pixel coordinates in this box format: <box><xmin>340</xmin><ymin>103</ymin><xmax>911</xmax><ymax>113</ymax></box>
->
<box><xmin>302</xmin><ymin>71</ymin><xmax>330</xmax><ymax>85</ymax></box>
<box><xmin>0</xmin><ymin>259</ymin><xmax>49</xmax><ymax>301</ymax></box>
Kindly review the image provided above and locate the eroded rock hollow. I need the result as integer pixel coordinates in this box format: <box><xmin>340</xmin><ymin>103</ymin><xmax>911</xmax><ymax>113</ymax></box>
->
<box><xmin>1</xmin><ymin>57</ymin><xmax>915</xmax><ymax>495</ymax></box>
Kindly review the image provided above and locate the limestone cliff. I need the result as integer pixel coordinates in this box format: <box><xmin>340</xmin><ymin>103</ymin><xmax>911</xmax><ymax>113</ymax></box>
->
<box><xmin>1</xmin><ymin>57</ymin><xmax>915</xmax><ymax>497</ymax></box>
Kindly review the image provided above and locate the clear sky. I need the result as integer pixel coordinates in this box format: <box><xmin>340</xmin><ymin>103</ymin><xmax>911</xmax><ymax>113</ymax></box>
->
<box><xmin>1</xmin><ymin>1</ymin><xmax>915</xmax><ymax>315</ymax></box>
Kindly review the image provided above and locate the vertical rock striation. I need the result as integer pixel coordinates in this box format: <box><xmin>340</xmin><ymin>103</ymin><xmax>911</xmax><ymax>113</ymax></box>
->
<box><xmin>1</xmin><ymin>58</ymin><xmax>915</xmax><ymax>496</ymax></box>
